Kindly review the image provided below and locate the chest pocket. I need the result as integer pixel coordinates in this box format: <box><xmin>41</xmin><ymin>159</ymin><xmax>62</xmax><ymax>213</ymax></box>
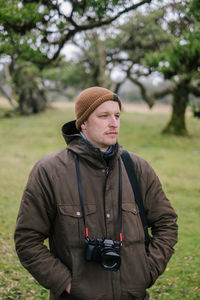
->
<box><xmin>57</xmin><ymin>204</ymin><xmax>96</xmax><ymax>244</ymax></box>
<box><xmin>122</xmin><ymin>202</ymin><xmax>144</xmax><ymax>243</ymax></box>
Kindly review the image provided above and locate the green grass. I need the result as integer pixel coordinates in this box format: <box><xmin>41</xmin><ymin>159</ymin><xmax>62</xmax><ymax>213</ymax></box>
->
<box><xmin>0</xmin><ymin>104</ymin><xmax>200</xmax><ymax>299</ymax></box>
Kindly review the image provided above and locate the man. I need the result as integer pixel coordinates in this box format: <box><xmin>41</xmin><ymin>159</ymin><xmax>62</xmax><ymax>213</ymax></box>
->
<box><xmin>14</xmin><ymin>86</ymin><xmax>178</xmax><ymax>300</ymax></box>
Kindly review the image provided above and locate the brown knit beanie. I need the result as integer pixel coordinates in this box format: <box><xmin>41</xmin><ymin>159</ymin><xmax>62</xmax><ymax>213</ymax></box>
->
<box><xmin>75</xmin><ymin>86</ymin><xmax>122</xmax><ymax>129</ymax></box>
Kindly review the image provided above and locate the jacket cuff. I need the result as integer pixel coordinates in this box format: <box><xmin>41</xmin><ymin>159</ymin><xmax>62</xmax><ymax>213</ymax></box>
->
<box><xmin>147</xmin><ymin>256</ymin><xmax>159</xmax><ymax>287</ymax></box>
<box><xmin>53</xmin><ymin>274</ymin><xmax>72</xmax><ymax>298</ymax></box>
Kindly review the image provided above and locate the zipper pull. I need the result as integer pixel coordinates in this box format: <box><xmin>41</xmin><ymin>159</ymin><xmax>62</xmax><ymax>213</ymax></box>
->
<box><xmin>105</xmin><ymin>167</ymin><xmax>110</xmax><ymax>176</ymax></box>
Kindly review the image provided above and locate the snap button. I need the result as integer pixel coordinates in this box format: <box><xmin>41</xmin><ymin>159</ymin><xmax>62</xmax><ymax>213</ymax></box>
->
<box><xmin>76</xmin><ymin>211</ymin><xmax>81</xmax><ymax>216</ymax></box>
<box><xmin>106</xmin><ymin>213</ymin><xmax>110</xmax><ymax>218</ymax></box>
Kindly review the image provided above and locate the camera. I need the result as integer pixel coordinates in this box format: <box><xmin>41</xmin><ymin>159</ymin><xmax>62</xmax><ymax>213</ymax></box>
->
<box><xmin>85</xmin><ymin>238</ymin><xmax>121</xmax><ymax>272</ymax></box>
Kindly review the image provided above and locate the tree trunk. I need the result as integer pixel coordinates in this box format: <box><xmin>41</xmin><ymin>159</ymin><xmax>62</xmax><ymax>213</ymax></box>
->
<box><xmin>18</xmin><ymin>87</ymin><xmax>47</xmax><ymax>115</ymax></box>
<box><xmin>162</xmin><ymin>85</ymin><xmax>189</xmax><ymax>135</ymax></box>
<box><xmin>12</xmin><ymin>65</ymin><xmax>47</xmax><ymax>115</ymax></box>
<box><xmin>97</xmin><ymin>37</ymin><xmax>106</xmax><ymax>87</ymax></box>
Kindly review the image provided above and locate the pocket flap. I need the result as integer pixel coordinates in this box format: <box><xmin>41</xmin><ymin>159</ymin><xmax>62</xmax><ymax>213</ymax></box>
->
<box><xmin>58</xmin><ymin>204</ymin><xmax>96</xmax><ymax>218</ymax></box>
<box><xmin>122</xmin><ymin>202</ymin><xmax>139</xmax><ymax>215</ymax></box>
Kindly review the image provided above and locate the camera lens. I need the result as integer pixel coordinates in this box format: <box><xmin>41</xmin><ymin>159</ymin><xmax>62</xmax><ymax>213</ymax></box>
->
<box><xmin>101</xmin><ymin>251</ymin><xmax>121</xmax><ymax>271</ymax></box>
<box><xmin>85</xmin><ymin>238</ymin><xmax>121</xmax><ymax>271</ymax></box>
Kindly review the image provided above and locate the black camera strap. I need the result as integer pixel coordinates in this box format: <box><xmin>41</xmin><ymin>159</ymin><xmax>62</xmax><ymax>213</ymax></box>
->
<box><xmin>121</xmin><ymin>150</ymin><xmax>151</xmax><ymax>253</ymax></box>
<box><xmin>74</xmin><ymin>153</ymin><xmax>89</xmax><ymax>238</ymax></box>
<box><xmin>74</xmin><ymin>153</ymin><xmax>123</xmax><ymax>243</ymax></box>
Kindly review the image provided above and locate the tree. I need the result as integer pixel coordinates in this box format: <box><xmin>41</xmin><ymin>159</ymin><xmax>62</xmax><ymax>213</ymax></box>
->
<box><xmin>0</xmin><ymin>60</ymin><xmax>49</xmax><ymax>114</ymax></box>
<box><xmin>0</xmin><ymin>0</ymin><xmax>152</xmax><ymax>114</ymax></box>
<box><xmin>145</xmin><ymin>0</ymin><xmax>200</xmax><ymax>135</ymax></box>
<box><xmin>12</xmin><ymin>63</ymin><xmax>47</xmax><ymax>114</ymax></box>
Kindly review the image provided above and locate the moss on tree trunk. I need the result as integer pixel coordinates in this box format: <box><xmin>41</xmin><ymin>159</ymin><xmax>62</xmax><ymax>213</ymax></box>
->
<box><xmin>13</xmin><ymin>66</ymin><xmax>47</xmax><ymax>115</ymax></box>
<box><xmin>162</xmin><ymin>85</ymin><xmax>189</xmax><ymax>135</ymax></box>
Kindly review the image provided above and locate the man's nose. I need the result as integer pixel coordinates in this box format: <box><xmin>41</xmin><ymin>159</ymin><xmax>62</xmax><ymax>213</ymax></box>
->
<box><xmin>109</xmin><ymin>116</ymin><xmax>118</xmax><ymax>127</ymax></box>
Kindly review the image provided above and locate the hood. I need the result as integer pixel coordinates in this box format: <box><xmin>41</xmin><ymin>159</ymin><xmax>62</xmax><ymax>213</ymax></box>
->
<box><xmin>62</xmin><ymin>119</ymin><xmax>89</xmax><ymax>158</ymax></box>
<box><xmin>62</xmin><ymin>120</ymin><xmax>80</xmax><ymax>145</ymax></box>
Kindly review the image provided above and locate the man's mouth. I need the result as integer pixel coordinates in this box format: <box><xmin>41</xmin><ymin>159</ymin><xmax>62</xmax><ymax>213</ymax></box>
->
<box><xmin>105</xmin><ymin>132</ymin><xmax>118</xmax><ymax>135</ymax></box>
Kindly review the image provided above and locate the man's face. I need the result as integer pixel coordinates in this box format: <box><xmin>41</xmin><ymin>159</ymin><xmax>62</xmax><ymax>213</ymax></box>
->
<box><xmin>81</xmin><ymin>101</ymin><xmax>121</xmax><ymax>152</ymax></box>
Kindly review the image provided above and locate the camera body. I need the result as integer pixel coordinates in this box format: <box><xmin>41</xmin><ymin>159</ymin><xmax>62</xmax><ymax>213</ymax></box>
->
<box><xmin>85</xmin><ymin>238</ymin><xmax>121</xmax><ymax>272</ymax></box>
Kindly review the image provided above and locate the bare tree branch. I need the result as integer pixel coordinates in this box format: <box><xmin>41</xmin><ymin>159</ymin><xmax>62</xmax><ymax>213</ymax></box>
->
<box><xmin>128</xmin><ymin>76</ymin><xmax>154</xmax><ymax>108</ymax></box>
<box><xmin>122</xmin><ymin>63</ymin><xmax>154</xmax><ymax>108</ymax></box>
<box><xmin>113</xmin><ymin>77</ymin><xmax>127</xmax><ymax>94</ymax></box>
<box><xmin>151</xmin><ymin>86</ymin><xmax>174</xmax><ymax>100</ymax></box>
<box><xmin>51</xmin><ymin>0</ymin><xmax>152</xmax><ymax>61</ymax></box>
<box><xmin>188</xmin><ymin>84</ymin><xmax>200</xmax><ymax>97</ymax></box>
<box><xmin>0</xmin><ymin>63</ymin><xmax>18</xmax><ymax>108</ymax></box>
<box><xmin>0</xmin><ymin>86</ymin><xmax>18</xmax><ymax>108</ymax></box>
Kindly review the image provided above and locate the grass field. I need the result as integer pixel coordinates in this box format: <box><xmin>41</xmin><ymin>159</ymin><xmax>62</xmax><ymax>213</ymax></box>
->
<box><xmin>0</xmin><ymin>103</ymin><xmax>200</xmax><ymax>299</ymax></box>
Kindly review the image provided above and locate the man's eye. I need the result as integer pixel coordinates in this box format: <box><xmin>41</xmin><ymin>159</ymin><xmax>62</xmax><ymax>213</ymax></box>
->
<box><xmin>99</xmin><ymin>115</ymin><xmax>107</xmax><ymax>118</ymax></box>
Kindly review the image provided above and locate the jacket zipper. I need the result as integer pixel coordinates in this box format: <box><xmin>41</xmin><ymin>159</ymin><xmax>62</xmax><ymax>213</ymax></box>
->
<box><xmin>105</xmin><ymin>166</ymin><xmax>110</xmax><ymax>177</ymax></box>
<box><xmin>104</xmin><ymin>166</ymin><xmax>110</xmax><ymax>237</ymax></box>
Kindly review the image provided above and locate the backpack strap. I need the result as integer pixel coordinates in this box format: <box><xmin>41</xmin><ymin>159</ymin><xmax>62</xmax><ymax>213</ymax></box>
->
<box><xmin>121</xmin><ymin>150</ymin><xmax>151</xmax><ymax>254</ymax></box>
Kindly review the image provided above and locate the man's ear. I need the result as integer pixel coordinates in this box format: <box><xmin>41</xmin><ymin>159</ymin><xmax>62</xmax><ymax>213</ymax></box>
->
<box><xmin>81</xmin><ymin>121</ymin><xmax>87</xmax><ymax>131</ymax></box>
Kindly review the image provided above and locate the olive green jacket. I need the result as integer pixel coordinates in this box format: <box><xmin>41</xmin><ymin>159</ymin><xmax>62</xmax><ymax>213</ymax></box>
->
<box><xmin>14</xmin><ymin>120</ymin><xmax>178</xmax><ymax>300</ymax></box>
